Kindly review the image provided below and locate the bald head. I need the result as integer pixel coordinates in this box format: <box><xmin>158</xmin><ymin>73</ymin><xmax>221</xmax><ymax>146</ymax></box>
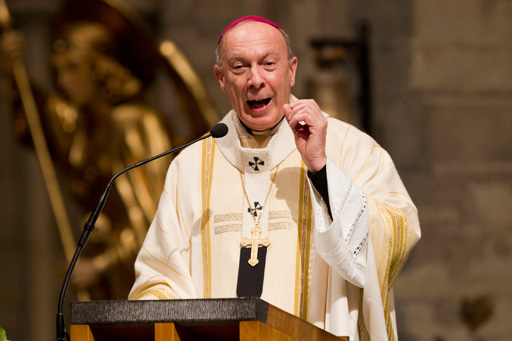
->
<box><xmin>215</xmin><ymin>18</ymin><xmax>295</xmax><ymax>69</ymax></box>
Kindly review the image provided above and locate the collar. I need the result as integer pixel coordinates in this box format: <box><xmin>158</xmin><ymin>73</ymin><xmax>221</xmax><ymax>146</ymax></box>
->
<box><xmin>215</xmin><ymin>110</ymin><xmax>296</xmax><ymax>172</ymax></box>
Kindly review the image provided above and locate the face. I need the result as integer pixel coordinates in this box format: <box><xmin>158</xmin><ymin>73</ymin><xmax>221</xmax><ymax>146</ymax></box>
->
<box><xmin>53</xmin><ymin>49</ymin><xmax>99</xmax><ymax>107</ymax></box>
<box><xmin>214</xmin><ymin>21</ymin><xmax>297</xmax><ymax>131</ymax></box>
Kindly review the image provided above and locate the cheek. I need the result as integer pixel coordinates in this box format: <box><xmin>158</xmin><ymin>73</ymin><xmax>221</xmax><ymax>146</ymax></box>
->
<box><xmin>225</xmin><ymin>87</ymin><xmax>243</xmax><ymax>109</ymax></box>
<box><xmin>225</xmin><ymin>79</ymin><xmax>245</xmax><ymax>97</ymax></box>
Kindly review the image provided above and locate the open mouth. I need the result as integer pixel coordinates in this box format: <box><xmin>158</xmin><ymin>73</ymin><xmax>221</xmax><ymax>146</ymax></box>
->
<box><xmin>247</xmin><ymin>98</ymin><xmax>271</xmax><ymax>109</ymax></box>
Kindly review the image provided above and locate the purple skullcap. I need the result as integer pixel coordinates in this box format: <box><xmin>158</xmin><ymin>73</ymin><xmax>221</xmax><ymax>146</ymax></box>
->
<box><xmin>219</xmin><ymin>15</ymin><xmax>282</xmax><ymax>41</ymax></box>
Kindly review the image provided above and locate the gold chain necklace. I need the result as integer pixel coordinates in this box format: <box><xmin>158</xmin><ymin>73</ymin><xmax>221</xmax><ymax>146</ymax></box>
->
<box><xmin>239</xmin><ymin>165</ymin><xmax>280</xmax><ymax>266</ymax></box>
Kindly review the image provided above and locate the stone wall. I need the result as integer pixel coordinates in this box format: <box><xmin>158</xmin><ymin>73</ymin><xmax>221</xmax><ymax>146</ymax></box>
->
<box><xmin>394</xmin><ymin>1</ymin><xmax>512</xmax><ymax>339</ymax></box>
<box><xmin>0</xmin><ymin>0</ymin><xmax>510</xmax><ymax>340</ymax></box>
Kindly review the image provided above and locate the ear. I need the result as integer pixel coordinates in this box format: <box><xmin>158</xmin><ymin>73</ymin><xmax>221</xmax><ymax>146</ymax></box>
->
<box><xmin>288</xmin><ymin>56</ymin><xmax>298</xmax><ymax>87</ymax></box>
<box><xmin>214</xmin><ymin>64</ymin><xmax>226</xmax><ymax>92</ymax></box>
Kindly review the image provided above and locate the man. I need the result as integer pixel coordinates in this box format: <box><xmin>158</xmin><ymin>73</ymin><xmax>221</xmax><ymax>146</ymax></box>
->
<box><xmin>129</xmin><ymin>16</ymin><xmax>420</xmax><ymax>340</ymax></box>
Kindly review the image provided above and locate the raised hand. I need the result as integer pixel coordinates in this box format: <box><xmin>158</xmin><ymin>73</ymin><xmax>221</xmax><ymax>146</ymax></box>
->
<box><xmin>284</xmin><ymin>99</ymin><xmax>327</xmax><ymax>173</ymax></box>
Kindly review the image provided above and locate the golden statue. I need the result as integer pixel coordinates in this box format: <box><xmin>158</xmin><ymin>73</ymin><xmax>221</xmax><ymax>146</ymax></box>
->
<box><xmin>0</xmin><ymin>0</ymin><xmax>216</xmax><ymax>300</ymax></box>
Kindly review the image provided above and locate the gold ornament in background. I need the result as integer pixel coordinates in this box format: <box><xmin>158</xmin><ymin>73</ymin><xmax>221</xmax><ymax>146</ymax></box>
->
<box><xmin>0</xmin><ymin>0</ymin><xmax>217</xmax><ymax>300</ymax></box>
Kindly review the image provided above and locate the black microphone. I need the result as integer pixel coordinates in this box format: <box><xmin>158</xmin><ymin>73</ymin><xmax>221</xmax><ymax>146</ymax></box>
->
<box><xmin>210</xmin><ymin>122</ymin><xmax>228</xmax><ymax>138</ymax></box>
<box><xmin>56</xmin><ymin>122</ymin><xmax>228</xmax><ymax>340</ymax></box>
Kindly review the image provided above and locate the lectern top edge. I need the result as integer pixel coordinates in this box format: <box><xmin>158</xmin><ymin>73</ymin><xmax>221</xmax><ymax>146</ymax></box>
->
<box><xmin>71</xmin><ymin>297</ymin><xmax>270</xmax><ymax>326</ymax></box>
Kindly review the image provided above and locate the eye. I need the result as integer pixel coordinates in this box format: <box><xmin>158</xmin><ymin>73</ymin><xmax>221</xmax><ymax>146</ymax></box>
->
<box><xmin>230</xmin><ymin>62</ymin><xmax>247</xmax><ymax>74</ymax></box>
<box><xmin>263</xmin><ymin>60</ymin><xmax>277</xmax><ymax>70</ymax></box>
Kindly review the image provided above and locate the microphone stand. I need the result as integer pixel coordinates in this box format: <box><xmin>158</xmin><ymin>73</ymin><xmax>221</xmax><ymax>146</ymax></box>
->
<box><xmin>56</xmin><ymin>123</ymin><xmax>227</xmax><ymax>340</ymax></box>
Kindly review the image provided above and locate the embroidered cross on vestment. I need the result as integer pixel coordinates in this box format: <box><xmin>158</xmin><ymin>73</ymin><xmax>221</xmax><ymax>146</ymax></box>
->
<box><xmin>249</xmin><ymin>157</ymin><xmax>265</xmax><ymax>171</ymax></box>
<box><xmin>248</xmin><ymin>201</ymin><xmax>262</xmax><ymax>217</ymax></box>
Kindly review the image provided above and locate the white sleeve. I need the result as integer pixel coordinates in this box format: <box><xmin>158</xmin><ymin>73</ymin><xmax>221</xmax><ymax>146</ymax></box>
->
<box><xmin>309</xmin><ymin>158</ymin><xmax>368</xmax><ymax>288</ymax></box>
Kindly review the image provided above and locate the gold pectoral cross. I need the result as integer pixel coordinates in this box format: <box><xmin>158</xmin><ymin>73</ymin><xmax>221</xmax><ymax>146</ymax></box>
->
<box><xmin>240</xmin><ymin>225</ymin><xmax>270</xmax><ymax>266</ymax></box>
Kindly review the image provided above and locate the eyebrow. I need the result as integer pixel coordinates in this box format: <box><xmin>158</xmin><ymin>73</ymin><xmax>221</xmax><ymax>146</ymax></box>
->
<box><xmin>227</xmin><ymin>51</ymin><xmax>279</xmax><ymax>64</ymax></box>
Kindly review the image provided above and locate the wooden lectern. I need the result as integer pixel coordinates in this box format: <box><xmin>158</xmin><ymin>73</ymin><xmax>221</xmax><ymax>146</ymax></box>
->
<box><xmin>70</xmin><ymin>297</ymin><xmax>348</xmax><ymax>340</ymax></box>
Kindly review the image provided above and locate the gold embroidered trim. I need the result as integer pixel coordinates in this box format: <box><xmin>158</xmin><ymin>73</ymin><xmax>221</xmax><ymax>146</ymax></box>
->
<box><xmin>376</xmin><ymin>202</ymin><xmax>412</xmax><ymax>340</ymax></box>
<box><xmin>301</xmin><ymin>167</ymin><xmax>312</xmax><ymax>320</ymax></box>
<box><xmin>214</xmin><ymin>224</ymin><xmax>242</xmax><ymax>234</ymax></box>
<box><xmin>294</xmin><ymin>163</ymin><xmax>311</xmax><ymax>319</ymax></box>
<box><xmin>268</xmin><ymin>221</ymin><xmax>292</xmax><ymax>231</ymax></box>
<box><xmin>213</xmin><ymin>211</ymin><xmax>292</xmax><ymax>234</ymax></box>
<box><xmin>201</xmin><ymin>137</ymin><xmax>216</xmax><ymax>298</ymax></box>
<box><xmin>269</xmin><ymin>210</ymin><xmax>292</xmax><ymax>219</ymax></box>
<box><xmin>214</xmin><ymin>213</ymin><xmax>243</xmax><ymax>223</ymax></box>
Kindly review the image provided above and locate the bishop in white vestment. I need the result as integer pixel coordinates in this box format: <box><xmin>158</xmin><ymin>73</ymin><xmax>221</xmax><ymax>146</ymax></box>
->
<box><xmin>129</xmin><ymin>16</ymin><xmax>420</xmax><ymax>340</ymax></box>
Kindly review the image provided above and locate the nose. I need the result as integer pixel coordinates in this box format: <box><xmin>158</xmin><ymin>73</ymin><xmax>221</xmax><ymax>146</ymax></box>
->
<box><xmin>248</xmin><ymin>66</ymin><xmax>264</xmax><ymax>89</ymax></box>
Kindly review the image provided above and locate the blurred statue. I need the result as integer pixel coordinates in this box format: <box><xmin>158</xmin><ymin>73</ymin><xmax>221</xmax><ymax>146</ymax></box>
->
<box><xmin>0</xmin><ymin>0</ymin><xmax>215</xmax><ymax>300</ymax></box>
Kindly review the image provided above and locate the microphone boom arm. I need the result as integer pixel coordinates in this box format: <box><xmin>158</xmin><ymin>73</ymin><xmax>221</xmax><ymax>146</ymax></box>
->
<box><xmin>56</xmin><ymin>123</ymin><xmax>227</xmax><ymax>340</ymax></box>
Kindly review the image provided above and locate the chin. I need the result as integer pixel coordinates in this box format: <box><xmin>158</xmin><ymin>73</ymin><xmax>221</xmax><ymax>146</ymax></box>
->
<box><xmin>249</xmin><ymin>116</ymin><xmax>282</xmax><ymax>131</ymax></box>
<box><xmin>244</xmin><ymin>118</ymin><xmax>274</xmax><ymax>131</ymax></box>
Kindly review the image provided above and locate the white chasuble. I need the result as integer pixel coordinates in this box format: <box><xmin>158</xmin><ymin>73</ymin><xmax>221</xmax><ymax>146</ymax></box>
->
<box><xmin>204</xmin><ymin>112</ymin><xmax>326</xmax><ymax>321</ymax></box>
<box><xmin>130</xmin><ymin>108</ymin><xmax>421</xmax><ymax>341</ymax></box>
